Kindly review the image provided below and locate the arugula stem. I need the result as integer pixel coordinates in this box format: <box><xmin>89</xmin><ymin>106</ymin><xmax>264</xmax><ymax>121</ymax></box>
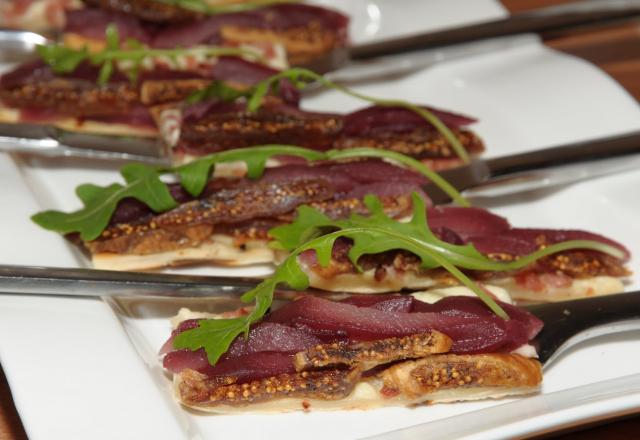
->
<box><xmin>317</xmin><ymin>80</ymin><xmax>471</xmax><ymax>164</ymax></box>
<box><xmin>153</xmin><ymin>0</ymin><xmax>299</xmax><ymax>14</ymax></box>
<box><xmin>326</xmin><ymin>148</ymin><xmax>470</xmax><ymax>207</ymax></box>
<box><xmin>248</xmin><ymin>68</ymin><xmax>471</xmax><ymax>164</ymax></box>
<box><xmin>498</xmin><ymin>239</ymin><xmax>627</xmax><ymax>269</ymax></box>
<box><xmin>92</xmin><ymin>46</ymin><xmax>264</xmax><ymax>64</ymax></box>
<box><xmin>295</xmin><ymin>227</ymin><xmax>509</xmax><ymax>318</ymax></box>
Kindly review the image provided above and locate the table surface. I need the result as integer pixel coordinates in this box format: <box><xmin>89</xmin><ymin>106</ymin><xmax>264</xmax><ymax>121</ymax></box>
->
<box><xmin>2</xmin><ymin>1</ymin><xmax>640</xmax><ymax>439</ymax></box>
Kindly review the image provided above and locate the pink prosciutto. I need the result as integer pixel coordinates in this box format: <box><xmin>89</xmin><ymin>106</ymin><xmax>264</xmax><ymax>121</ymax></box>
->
<box><xmin>175</xmin><ymin>101</ymin><xmax>480</xmax><ymax>156</ymax></box>
<box><xmin>162</xmin><ymin>295</ymin><xmax>543</xmax><ymax>383</ymax></box>
<box><xmin>108</xmin><ymin>159</ymin><xmax>429</xmax><ymax>226</ymax></box>
<box><xmin>267</xmin><ymin>295</ymin><xmax>541</xmax><ymax>353</ymax></box>
<box><xmin>425</xmin><ymin>207</ymin><xmax>629</xmax><ymax>261</ymax></box>
<box><xmin>342</xmin><ymin>106</ymin><xmax>477</xmax><ymax>136</ymax></box>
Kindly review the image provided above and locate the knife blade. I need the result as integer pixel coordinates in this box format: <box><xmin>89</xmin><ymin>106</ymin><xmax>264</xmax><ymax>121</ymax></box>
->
<box><xmin>0</xmin><ymin>29</ymin><xmax>49</xmax><ymax>63</ymax></box>
<box><xmin>0</xmin><ymin>264</ymin><xmax>259</xmax><ymax>298</ymax></box>
<box><xmin>0</xmin><ymin>122</ymin><xmax>170</xmax><ymax>164</ymax></box>
<box><xmin>423</xmin><ymin>130</ymin><xmax>640</xmax><ymax>204</ymax></box>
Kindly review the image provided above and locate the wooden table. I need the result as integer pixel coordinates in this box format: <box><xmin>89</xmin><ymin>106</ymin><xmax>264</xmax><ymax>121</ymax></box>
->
<box><xmin>2</xmin><ymin>1</ymin><xmax>640</xmax><ymax>438</ymax></box>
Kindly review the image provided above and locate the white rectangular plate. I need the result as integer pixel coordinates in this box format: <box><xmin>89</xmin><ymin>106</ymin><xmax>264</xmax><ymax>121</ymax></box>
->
<box><xmin>1</xmin><ymin>1</ymin><xmax>640</xmax><ymax>439</ymax></box>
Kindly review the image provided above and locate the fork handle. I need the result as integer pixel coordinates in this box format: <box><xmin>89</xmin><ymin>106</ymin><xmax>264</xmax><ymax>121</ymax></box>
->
<box><xmin>350</xmin><ymin>0</ymin><xmax>640</xmax><ymax>59</ymax></box>
<box><xmin>527</xmin><ymin>291</ymin><xmax>640</xmax><ymax>367</ymax></box>
<box><xmin>486</xmin><ymin>130</ymin><xmax>640</xmax><ymax>178</ymax></box>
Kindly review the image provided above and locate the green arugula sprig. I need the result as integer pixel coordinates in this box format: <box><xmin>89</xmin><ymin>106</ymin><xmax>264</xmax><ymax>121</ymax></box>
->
<box><xmin>36</xmin><ymin>25</ymin><xmax>265</xmax><ymax>85</ymax></box>
<box><xmin>245</xmin><ymin>67</ymin><xmax>471</xmax><ymax>163</ymax></box>
<box><xmin>31</xmin><ymin>145</ymin><xmax>467</xmax><ymax>241</ymax></box>
<box><xmin>174</xmin><ymin>193</ymin><xmax>625</xmax><ymax>365</ymax></box>
<box><xmin>153</xmin><ymin>0</ymin><xmax>298</xmax><ymax>14</ymax></box>
<box><xmin>270</xmin><ymin>192</ymin><xmax>627</xmax><ymax>293</ymax></box>
<box><xmin>185</xmin><ymin>80</ymin><xmax>254</xmax><ymax>105</ymax></box>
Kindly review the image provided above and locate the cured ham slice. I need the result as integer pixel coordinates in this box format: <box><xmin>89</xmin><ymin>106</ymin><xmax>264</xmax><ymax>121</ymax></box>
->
<box><xmin>341</xmin><ymin>106</ymin><xmax>477</xmax><ymax>135</ymax></box>
<box><xmin>469</xmin><ymin>228</ymin><xmax>630</xmax><ymax>260</ymax></box>
<box><xmin>166</xmin><ymin>101</ymin><xmax>485</xmax><ymax>165</ymax></box>
<box><xmin>427</xmin><ymin>206</ymin><xmax>511</xmax><ymax>239</ymax></box>
<box><xmin>267</xmin><ymin>296</ymin><xmax>541</xmax><ymax>353</ymax></box>
<box><xmin>161</xmin><ymin>295</ymin><xmax>541</xmax><ymax>385</ymax></box>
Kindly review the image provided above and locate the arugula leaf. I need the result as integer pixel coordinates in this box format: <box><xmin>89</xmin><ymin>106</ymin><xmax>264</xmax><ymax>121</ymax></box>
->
<box><xmin>173</xmin><ymin>230</ymin><xmax>340</xmax><ymax>365</ymax></box>
<box><xmin>173</xmin><ymin>145</ymin><xmax>326</xmax><ymax>196</ymax></box>
<box><xmin>272</xmin><ymin>193</ymin><xmax>626</xmax><ymax>268</ymax></box>
<box><xmin>97</xmin><ymin>61</ymin><xmax>114</xmax><ymax>86</ymax></box>
<box><xmin>32</xmin><ymin>144</ymin><xmax>470</xmax><ymax>241</ymax></box>
<box><xmin>269</xmin><ymin>205</ymin><xmax>333</xmax><ymax>250</ymax></box>
<box><xmin>246</xmin><ymin>67</ymin><xmax>471</xmax><ymax>163</ymax></box>
<box><xmin>32</xmin><ymin>164</ymin><xmax>177</xmax><ymax>241</ymax></box>
<box><xmin>185</xmin><ymin>80</ymin><xmax>253</xmax><ymax>105</ymax></box>
<box><xmin>173</xmin><ymin>316</ymin><xmax>250</xmax><ymax>363</ymax></box>
<box><xmin>35</xmin><ymin>45</ymin><xmax>89</xmax><ymax>74</ymax></box>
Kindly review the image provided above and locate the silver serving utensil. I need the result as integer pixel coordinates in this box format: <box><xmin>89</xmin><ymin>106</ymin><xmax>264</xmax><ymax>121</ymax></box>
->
<box><xmin>0</xmin><ymin>264</ymin><xmax>258</xmax><ymax>298</ymax></box>
<box><xmin>528</xmin><ymin>291</ymin><xmax>640</xmax><ymax>368</ymax></box>
<box><xmin>0</xmin><ymin>264</ymin><xmax>639</xmax><ymax>369</ymax></box>
<box><xmin>310</xmin><ymin>0</ymin><xmax>640</xmax><ymax>79</ymax></box>
<box><xmin>424</xmin><ymin>130</ymin><xmax>640</xmax><ymax>204</ymax></box>
<box><xmin>0</xmin><ymin>29</ymin><xmax>50</xmax><ymax>63</ymax></box>
<box><xmin>0</xmin><ymin>122</ymin><xmax>170</xmax><ymax>165</ymax></box>
<box><xmin>1</xmin><ymin>127</ymin><xmax>639</xmax><ymax>198</ymax></box>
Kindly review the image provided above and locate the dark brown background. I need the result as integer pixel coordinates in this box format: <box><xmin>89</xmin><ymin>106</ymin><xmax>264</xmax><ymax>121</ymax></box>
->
<box><xmin>2</xmin><ymin>0</ymin><xmax>640</xmax><ymax>438</ymax></box>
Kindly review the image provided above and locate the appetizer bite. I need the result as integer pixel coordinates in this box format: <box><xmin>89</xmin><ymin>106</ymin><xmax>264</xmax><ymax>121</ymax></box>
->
<box><xmin>162</xmin><ymin>295</ymin><xmax>544</xmax><ymax>411</ymax></box>
<box><xmin>274</xmin><ymin>202</ymin><xmax>630</xmax><ymax>303</ymax></box>
<box><xmin>0</xmin><ymin>27</ymin><xmax>289</xmax><ymax>138</ymax></box>
<box><xmin>148</xmin><ymin>66</ymin><xmax>484</xmax><ymax>167</ymax></box>
<box><xmin>31</xmin><ymin>145</ymin><xmax>630</xmax><ymax>304</ymax></box>
<box><xmin>64</xmin><ymin>1</ymin><xmax>349</xmax><ymax>66</ymax></box>
<box><xmin>57</xmin><ymin>158</ymin><xmax>430</xmax><ymax>270</ymax></box>
<box><xmin>160</xmin><ymin>218</ymin><xmax>546</xmax><ymax>411</ymax></box>
<box><xmin>1</xmin><ymin>0</ymin><xmax>349</xmax><ymax>66</ymax></box>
